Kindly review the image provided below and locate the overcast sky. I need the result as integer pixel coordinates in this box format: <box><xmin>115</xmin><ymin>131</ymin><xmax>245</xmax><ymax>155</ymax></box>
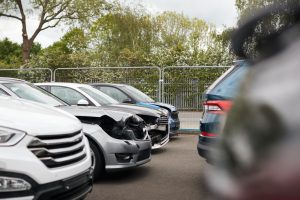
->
<box><xmin>0</xmin><ymin>0</ymin><xmax>237</xmax><ymax>48</ymax></box>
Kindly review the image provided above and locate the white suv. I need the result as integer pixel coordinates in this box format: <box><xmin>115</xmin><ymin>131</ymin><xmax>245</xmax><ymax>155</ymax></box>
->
<box><xmin>0</xmin><ymin>96</ymin><xmax>93</xmax><ymax>200</ymax></box>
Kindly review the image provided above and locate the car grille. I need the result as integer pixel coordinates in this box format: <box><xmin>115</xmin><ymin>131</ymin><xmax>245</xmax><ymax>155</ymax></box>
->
<box><xmin>28</xmin><ymin>130</ymin><xmax>87</xmax><ymax>168</ymax></box>
<box><xmin>171</xmin><ymin>111</ymin><xmax>179</xmax><ymax>120</ymax></box>
<box><xmin>158</xmin><ymin>115</ymin><xmax>168</xmax><ymax>125</ymax></box>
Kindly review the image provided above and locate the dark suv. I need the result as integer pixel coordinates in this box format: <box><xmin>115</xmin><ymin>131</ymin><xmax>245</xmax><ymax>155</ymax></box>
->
<box><xmin>197</xmin><ymin>61</ymin><xmax>249</xmax><ymax>159</ymax></box>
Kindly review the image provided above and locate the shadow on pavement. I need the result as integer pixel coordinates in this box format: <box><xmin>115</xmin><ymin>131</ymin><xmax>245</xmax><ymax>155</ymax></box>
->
<box><xmin>151</xmin><ymin>147</ymin><xmax>167</xmax><ymax>155</ymax></box>
<box><xmin>95</xmin><ymin>166</ymin><xmax>151</xmax><ymax>184</ymax></box>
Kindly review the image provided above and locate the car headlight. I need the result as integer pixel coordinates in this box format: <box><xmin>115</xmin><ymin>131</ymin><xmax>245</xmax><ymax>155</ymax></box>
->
<box><xmin>0</xmin><ymin>176</ymin><xmax>31</xmax><ymax>192</ymax></box>
<box><xmin>0</xmin><ymin>127</ymin><xmax>26</xmax><ymax>146</ymax></box>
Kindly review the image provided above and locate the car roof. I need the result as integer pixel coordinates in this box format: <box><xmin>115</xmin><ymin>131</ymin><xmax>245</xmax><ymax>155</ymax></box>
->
<box><xmin>0</xmin><ymin>77</ymin><xmax>27</xmax><ymax>83</ymax></box>
<box><xmin>89</xmin><ymin>83</ymin><xmax>127</xmax><ymax>87</ymax></box>
<box><xmin>36</xmin><ymin>82</ymin><xmax>91</xmax><ymax>88</ymax></box>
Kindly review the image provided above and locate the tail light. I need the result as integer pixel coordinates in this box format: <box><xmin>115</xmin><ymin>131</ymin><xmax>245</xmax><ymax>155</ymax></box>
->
<box><xmin>203</xmin><ymin>100</ymin><xmax>232</xmax><ymax>113</ymax></box>
<box><xmin>200</xmin><ymin>100</ymin><xmax>233</xmax><ymax>137</ymax></box>
<box><xmin>201</xmin><ymin>131</ymin><xmax>217</xmax><ymax>137</ymax></box>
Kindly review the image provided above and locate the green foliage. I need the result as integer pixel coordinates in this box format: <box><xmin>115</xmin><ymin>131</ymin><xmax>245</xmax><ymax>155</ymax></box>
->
<box><xmin>0</xmin><ymin>0</ymin><xmax>108</xmax><ymax>63</ymax></box>
<box><xmin>23</xmin><ymin>4</ymin><xmax>234</xmax><ymax>109</ymax></box>
<box><xmin>235</xmin><ymin>0</ymin><xmax>300</xmax><ymax>58</ymax></box>
<box><xmin>0</xmin><ymin>38</ymin><xmax>22</xmax><ymax>67</ymax></box>
<box><xmin>89</xmin><ymin>7</ymin><xmax>233</xmax><ymax>67</ymax></box>
<box><xmin>0</xmin><ymin>38</ymin><xmax>41</xmax><ymax>68</ymax></box>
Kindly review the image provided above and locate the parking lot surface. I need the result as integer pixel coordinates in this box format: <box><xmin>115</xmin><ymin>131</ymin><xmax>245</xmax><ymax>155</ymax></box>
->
<box><xmin>87</xmin><ymin>135</ymin><xmax>207</xmax><ymax>200</ymax></box>
<box><xmin>179</xmin><ymin>111</ymin><xmax>202</xmax><ymax>130</ymax></box>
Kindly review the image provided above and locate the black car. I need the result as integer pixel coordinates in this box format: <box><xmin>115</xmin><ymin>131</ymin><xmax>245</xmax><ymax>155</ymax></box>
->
<box><xmin>90</xmin><ymin>83</ymin><xmax>180</xmax><ymax>137</ymax></box>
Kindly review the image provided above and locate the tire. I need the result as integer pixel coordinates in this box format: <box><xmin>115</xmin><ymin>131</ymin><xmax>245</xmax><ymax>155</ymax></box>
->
<box><xmin>89</xmin><ymin>141</ymin><xmax>105</xmax><ymax>180</ymax></box>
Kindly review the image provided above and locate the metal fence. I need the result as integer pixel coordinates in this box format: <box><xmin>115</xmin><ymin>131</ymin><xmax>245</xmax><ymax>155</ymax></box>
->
<box><xmin>53</xmin><ymin>66</ymin><xmax>230</xmax><ymax>110</ymax></box>
<box><xmin>0</xmin><ymin>66</ymin><xmax>231</xmax><ymax>131</ymax></box>
<box><xmin>0</xmin><ymin>66</ymin><xmax>231</xmax><ymax>110</ymax></box>
<box><xmin>162</xmin><ymin>66</ymin><xmax>230</xmax><ymax>110</ymax></box>
<box><xmin>0</xmin><ymin>68</ymin><xmax>53</xmax><ymax>82</ymax></box>
<box><xmin>54</xmin><ymin>67</ymin><xmax>162</xmax><ymax>101</ymax></box>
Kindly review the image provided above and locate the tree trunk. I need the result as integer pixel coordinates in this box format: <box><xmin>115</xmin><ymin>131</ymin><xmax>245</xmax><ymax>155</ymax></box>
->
<box><xmin>22</xmin><ymin>36</ymin><xmax>32</xmax><ymax>64</ymax></box>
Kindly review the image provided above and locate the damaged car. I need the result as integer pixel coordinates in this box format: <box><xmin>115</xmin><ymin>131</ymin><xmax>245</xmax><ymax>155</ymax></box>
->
<box><xmin>36</xmin><ymin>82</ymin><xmax>170</xmax><ymax>149</ymax></box>
<box><xmin>0</xmin><ymin>78</ymin><xmax>152</xmax><ymax>180</ymax></box>
<box><xmin>90</xmin><ymin>83</ymin><xmax>180</xmax><ymax>137</ymax></box>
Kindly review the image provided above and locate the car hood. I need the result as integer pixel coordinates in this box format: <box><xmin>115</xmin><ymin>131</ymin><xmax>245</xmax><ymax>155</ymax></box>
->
<box><xmin>151</xmin><ymin>102</ymin><xmax>177</xmax><ymax>112</ymax></box>
<box><xmin>60</xmin><ymin>105</ymin><xmax>134</xmax><ymax>121</ymax></box>
<box><xmin>0</xmin><ymin>97</ymin><xmax>82</xmax><ymax>136</ymax></box>
<box><xmin>82</xmin><ymin>123</ymin><xmax>102</xmax><ymax>135</ymax></box>
<box><xmin>104</xmin><ymin>104</ymin><xmax>162</xmax><ymax>117</ymax></box>
<box><xmin>136</xmin><ymin>102</ymin><xmax>161</xmax><ymax>110</ymax></box>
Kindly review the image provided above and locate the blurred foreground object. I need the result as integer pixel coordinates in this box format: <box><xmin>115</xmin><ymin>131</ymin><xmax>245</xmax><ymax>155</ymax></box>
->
<box><xmin>206</xmin><ymin>2</ymin><xmax>300</xmax><ymax>200</ymax></box>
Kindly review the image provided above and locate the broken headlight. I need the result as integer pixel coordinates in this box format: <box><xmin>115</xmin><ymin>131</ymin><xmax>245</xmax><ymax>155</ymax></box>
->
<box><xmin>124</xmin><ymin>115</ymin><xmax>148</xmax><ymax>140</ymax></box>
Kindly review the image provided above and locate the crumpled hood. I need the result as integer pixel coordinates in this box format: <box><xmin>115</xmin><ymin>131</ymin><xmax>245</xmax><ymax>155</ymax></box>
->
<box><xmin>104</xmin><ymin>103</ymin><xmax>162</xmax><ymax>117</ymax></box>
<box><xmin>60</xmin><ymin>106</ymin><xmax>133</xmax><ymax>121</ymax></box>
<box><xmin>151</xmin><ymin>102</ymin><xmax>177</xmax><ymax>112</ymax></box>
<box><xmin>0</xmin><ymin>97</ymin><xmax>82</xmax><ymax>136</ymax></box>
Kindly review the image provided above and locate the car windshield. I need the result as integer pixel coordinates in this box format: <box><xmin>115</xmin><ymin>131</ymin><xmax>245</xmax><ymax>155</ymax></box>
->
<box><xmin>3</xmin><ymin>83</ymin><xmax>66</xmax><ymax>107</ymax></box>
<box><xmin>208</xmin><ymin>63</ymin><xmax>249</xmax><ymax>100</ymax></box>
<box><xmin>79</xmin><ymin>86</ymin><xmax>119</xmax><ymax>106</ymax></box>
<box><xmin>122</xmin><ymin>85</ymin><xmax>155</xmax><ymax>103</ymax></box>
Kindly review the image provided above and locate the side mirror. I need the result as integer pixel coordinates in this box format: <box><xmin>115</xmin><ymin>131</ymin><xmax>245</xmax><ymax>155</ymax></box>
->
<box><xmin>77</xmin><ymin>99</ymin><xmax>89</xmax><ymax>106</ymax></box>
<box><xmin>122</xmin><ymin>99</ymin><xmax>132</xmax><ymax>104</ymax></box>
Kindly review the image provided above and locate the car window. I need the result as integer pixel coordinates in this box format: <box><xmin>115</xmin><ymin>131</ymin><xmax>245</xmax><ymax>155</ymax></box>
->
<box><xmin>98</xmin><ymin>86</ymin><xmax>130</xmax><ymax>103</ymax></box>
<box><xmin>0</xmin><ymin>88</ymin><xmax>8</xmax><ymax>96</ymax></box>
<box><xmin>50</xmin><ymin>86</ymin><xmax>90</xmax><ymax>106</ymax></box>
<box><xmin>79</xmin><ymin>86</ymin><xmax>118</xmax><ymax>106</ymax></box>
<box><xmin>208</xmin><ymin>63</ymin><xmax>249</xmax><ymax>99</ymax></box>
<box><xmin>38</xmin><ymin>85</ymin><xmax>48</xmax><ymax>91</ymax></box>
<box><xmin>3</xmin><ymin>83</ymin><xmax>64</xmax><ymax>106</ymax></box>
<box><xmin>122</xmin><ymin>85</ymin><xmax>155</xmax><ymax>103</ymax></box>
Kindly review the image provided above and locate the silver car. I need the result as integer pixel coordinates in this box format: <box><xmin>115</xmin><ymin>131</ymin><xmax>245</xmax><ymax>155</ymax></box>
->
<box><xmin>36</xmin><ymin>82</ymin><xmax>170</xmax><ymax>149</ymax></box>
<box><xmin>0</xmin><ymin>78</ymin><xmax>151</xmax><ymax>180</ymax></box>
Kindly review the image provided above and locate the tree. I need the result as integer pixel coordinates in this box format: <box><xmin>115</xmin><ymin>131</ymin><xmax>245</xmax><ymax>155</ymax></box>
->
<box><xmin>235</xmin><ymin>0</ymin><xmax>300</xmax><ymax>58</ymax></box>
<box><xmin>0</xmin><ymin>0</ymin><xmax>107</xmax><ymax>63</ymax></box>
<box><xmin>89</xmin><ymin>4</ymin><xmax>155</xmax><ymax>67</ymax></box>
<box><xmin>0</xmin><ymin>37</ymin><xmax>41</xmax><ymax>68</ymax></box>
<box><xmin>29</xmin><ymin>28</ymin><xmax>91</xmax><ymax>70</ymax></box>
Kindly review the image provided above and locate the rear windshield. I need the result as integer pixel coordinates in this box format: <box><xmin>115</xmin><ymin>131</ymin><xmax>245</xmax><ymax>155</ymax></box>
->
<box><xmin>208</xmin><ymin>63</ymin><xmax>249</xmax><ymax>100</ymax></box>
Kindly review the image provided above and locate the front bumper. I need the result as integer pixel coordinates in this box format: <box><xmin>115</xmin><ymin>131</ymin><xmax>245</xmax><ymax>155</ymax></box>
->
<box><xmin>0</xmin><ymin>169</ymin><xmax>93</xmax><ymax>200</ymax></box>
<box><xmin>170</xmin><ymin>120</ymin><xmax>180</xmax><ymax>137</ymax></box>
<box><xmin>148</xmin><ymin>124</ymin><xmax>170</xmax><ymax>150</ymax></box>
<box><xmin>105</xmin><ymin>139</ymin><xmax>152</xmax><ymax>171</ymax></box>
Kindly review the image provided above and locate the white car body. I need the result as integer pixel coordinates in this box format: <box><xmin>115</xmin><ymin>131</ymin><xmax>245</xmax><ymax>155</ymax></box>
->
<box><xmin>0</xmin><ymin>97</ymin><xmax>92</xmax><ymax>200</ymax></box>
<box><xmin>0</xmin><ymin>78</ymin><xmax>152</xmax><ymax>180</ymax></box>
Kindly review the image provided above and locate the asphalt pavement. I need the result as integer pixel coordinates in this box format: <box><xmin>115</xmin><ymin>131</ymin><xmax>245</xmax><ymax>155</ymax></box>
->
<box><xmin>178</xmin><ymin>111</ymin><xmax>202</xmax><ymax>130</ymax></box>
<box><xmin>87</xmin><ymin>134</ymin><xmax>207</xmax><ymax>200</ymax></box>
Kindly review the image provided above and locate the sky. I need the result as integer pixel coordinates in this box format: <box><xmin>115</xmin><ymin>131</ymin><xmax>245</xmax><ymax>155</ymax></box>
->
<box><xmin>0</xmin><ymin>0</ymin><xmax>238</xmax><ymax>48</ymax></box>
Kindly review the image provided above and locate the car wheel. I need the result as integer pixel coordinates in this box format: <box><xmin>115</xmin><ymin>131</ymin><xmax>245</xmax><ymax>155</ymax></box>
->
<box><xmin>89</xmin><ymin>141</ymin><xmax>105</xmax><ymax>180</ymax></box>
